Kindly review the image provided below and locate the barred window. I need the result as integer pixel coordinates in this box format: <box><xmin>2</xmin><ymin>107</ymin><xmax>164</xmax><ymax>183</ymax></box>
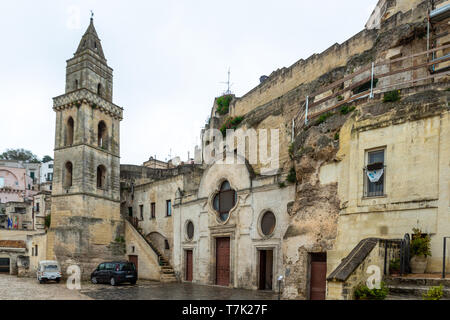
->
<box><xmin>364</xmin><ymin>149</ymin><xmax>385</xmax><ymax>197</ymax></box>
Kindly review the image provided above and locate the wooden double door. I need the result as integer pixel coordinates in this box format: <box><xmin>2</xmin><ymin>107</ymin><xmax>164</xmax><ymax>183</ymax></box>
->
<box><xmin>215</xmin><ymin>237</ymin><xmax>230</xmax><ymax>286</ymax></box>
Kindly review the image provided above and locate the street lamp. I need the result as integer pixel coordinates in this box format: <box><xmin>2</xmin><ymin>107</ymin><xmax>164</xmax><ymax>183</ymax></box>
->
<box><xmin>277</xmin><ymin>275</ymin><xmax>284</xmax><ymax>300</ymax></box>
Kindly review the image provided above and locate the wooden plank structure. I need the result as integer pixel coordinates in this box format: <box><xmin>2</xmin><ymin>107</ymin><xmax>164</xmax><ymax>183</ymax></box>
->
<box><xmin>292</xmin><ymin>44</ymin><xmax>450</xmax><ymax>134</ymax></box>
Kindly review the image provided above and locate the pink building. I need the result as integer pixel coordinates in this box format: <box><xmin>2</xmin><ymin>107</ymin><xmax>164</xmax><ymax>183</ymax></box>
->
<box><xmin>0</xmin><ymin>166</ymin><xmax>36</xmax><ymax>204</ymax></box>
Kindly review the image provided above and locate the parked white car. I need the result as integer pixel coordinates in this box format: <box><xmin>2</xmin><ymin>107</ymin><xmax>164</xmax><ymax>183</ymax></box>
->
<box><xmin>37</xmin><ymin>260</ymin><xmax>61</xmax><ymax>284</ymax></box>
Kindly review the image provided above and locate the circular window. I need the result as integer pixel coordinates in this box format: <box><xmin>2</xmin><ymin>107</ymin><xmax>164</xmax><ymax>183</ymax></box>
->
<box><xmin>186</xmin><ymin>221</ymin><xmax>194</xmax><ymax>240</ymax></box>
<box><xmin>261</xmin><ymin>211</ymin><xmax>276</xmax><ymax>236</ymax></box>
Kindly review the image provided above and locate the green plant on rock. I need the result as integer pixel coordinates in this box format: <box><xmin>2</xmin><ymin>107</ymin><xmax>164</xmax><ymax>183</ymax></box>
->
<box><xmin>334</xmin><ymin>132</ymin><xmax>340</xmax><ymax>141</ymax></box>
<box><xmin>383</xmin><ymin>90</ymin><xmax>401</xmax><ymax>103</ymax></box>
<box><xmin>45</xmin><ymin>214</ymin><xmax>51</xmax><ymax>229</ymax></box>
<box><xmin>288</xmin><ymin>143</ymin><xmax>294</xmax><ymax>159</ymax></box>
<box><xmin>423</xmin><ymin>285</ymin><xmax>444</xmax><ymax>300</ymax></box>
<box><xmin>286</xmin><ymin>167</ymin><xmax>297</xmax><ymax>183</ymax></box>
<box><xmin>389</xmin><ymin>258</ymin><xmax>400</xmax><ymax>274</ymax></box>
<box><xmin>337</xmin><ymin>95</ymin><xmax>344</xmax><ymax>101</ymax></box>
<box><xmin>354</xmin><ymin>282</ymin><xmax>389</xmax><ymax>300</ymax></box>
<box><xmin>115</xmin><ymin>236</ymin><xmax>125</xmax><ymax>243</ymax></box>
<box><xmin>220</xmin><ymin>116</ymin><xmax>244</xmax><ymax>136</ymax></box>
<box><xmin>278</xmin><ymin>182</ymin><xmax>286</xmax><ymax>188</ymax></box>
<box><xmin>410</xmin><ymin>228</ymin><xmax>431</xmax><ymax>257</ymax></box>
<box><xmin>314</xmin><ymin>112</ymin><xmax>334</xmax><ymax>126</ymax></box>
<box><xmin>216</xmin><ymin>95</ymin><xmax>233</xmax><ymax>115</ymax></box>
<box><xmin>340</xmin><ymin>105</ymin><xmax>356</xmax><ymax>115</ymax></box>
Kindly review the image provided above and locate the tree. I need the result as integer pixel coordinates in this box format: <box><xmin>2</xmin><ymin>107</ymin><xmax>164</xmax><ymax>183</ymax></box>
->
<box><xmin>0</xmin><ymin>148</ymin><xmax>40</xmax><ymax>163</ymax></box>
<box><xmin>42</xmin><ymin>155</ymin><xmax>53</xmax><ymax>163</ymax></box>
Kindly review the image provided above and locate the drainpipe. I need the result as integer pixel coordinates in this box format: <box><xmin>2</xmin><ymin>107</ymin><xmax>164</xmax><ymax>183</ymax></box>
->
<box><xmin>304</xmin><ymin>96</ymin><xmax>309</xmax><ymax>125</ymax></box>
<box><xmin>370</xmin><ymin>62</ymin><xmax>375</xmax><ymax>99</ymax></box>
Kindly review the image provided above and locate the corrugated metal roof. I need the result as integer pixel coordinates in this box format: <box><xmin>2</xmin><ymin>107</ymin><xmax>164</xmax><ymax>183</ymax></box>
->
<box><xmin>0</xmin><ymin>240</ymin><xmax>26</xmax><ymax>249</ymax></box>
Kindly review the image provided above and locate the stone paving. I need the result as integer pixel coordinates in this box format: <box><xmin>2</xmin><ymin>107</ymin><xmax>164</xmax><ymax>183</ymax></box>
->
<box><xmin>0</xmin><ymin>274</ymin><xmax>277</xmax><ymax>300</ymax></box>
<box><xmin>80</xmin><ymin>280</ymin><xmax>278</xmax><ymax>300</ymax></box>
<box><xmin>0</xmin><ymin>273</ymin><xmax>91</xmax><ymax>300</ymax></box>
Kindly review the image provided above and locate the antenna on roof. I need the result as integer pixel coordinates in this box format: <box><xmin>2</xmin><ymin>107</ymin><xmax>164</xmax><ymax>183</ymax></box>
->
<box><xmin>90</xmin><ymin>10</ymin><xmax>94</xmax><ymax>20</ymax></box>
<box><xmin>220</xmin><ymin>67</ymin><xmax>233</xmax><ymax>95</ymax></box>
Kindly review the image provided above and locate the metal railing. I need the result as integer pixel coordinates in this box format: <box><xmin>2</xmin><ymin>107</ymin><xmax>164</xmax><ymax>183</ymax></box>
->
<box><xmin>293</xmin><ymin>44</ymin><xmax>450</xmax><ymax>134</ymax></box>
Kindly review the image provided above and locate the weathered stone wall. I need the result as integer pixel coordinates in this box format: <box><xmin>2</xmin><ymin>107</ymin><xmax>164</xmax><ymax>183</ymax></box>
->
<box><xmin>328</xmin><ymin>90</ymin><xmax>450</xmax><ymax>277</ymax></box>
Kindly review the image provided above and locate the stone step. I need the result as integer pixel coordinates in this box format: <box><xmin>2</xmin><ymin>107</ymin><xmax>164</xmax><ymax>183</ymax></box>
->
<box><xmin>386</xmin><ymin>276</ymin><xmax>450</xmax><ymax>287</ymax></box>
<box><xmin>387</xmin><ymin>284</ymin><xmax>450</xmax><ymax>298</ymax></box>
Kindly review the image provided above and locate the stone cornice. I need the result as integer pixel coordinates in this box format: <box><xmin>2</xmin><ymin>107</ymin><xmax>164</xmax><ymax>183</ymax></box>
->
<box><xmin>53</xmin><ymin>88</ymin><xmax>123</xmax><ymax>120</ymax></box>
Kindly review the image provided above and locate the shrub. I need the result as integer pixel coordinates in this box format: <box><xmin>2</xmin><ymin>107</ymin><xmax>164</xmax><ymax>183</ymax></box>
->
<box><xmin>340</xmin><ymin>105</ymin><xmax>356</xmax><ymax>115</ymax></box>
<box><xmin>334</xmin><ymin>133</ymin><xmax>339</xmax><ymax>141</ymax></box>
<box><xmin>314</xmin><ymin>112</ymin><xmax>334</xmax><ymax>126</ymax></box>
<box><xmin>286</xmin><ymin>167</ymin><xmax>297</xmax><ymax>183</ymax></box>
<box><xmin>389</xmin><ymin>258</ymin><xmax>400</xmax><ymax>273</ymax></box>
<box><xmin>354</xmin><ymin>282</ymin><xmax>389</xmax><ymax>300</ymax></box>
<box><xmin>288</xmin><ymin>143</ymin><xmax>294</xmax><ymax>159</ymax></box>
<box><xmin>220</xmin><ymin>116</ymin><xmax>243</xmax><ymax>136</ymax></box>
<box><xmin>216</xmin><ymin>95</ymin><xmax>233</xmax><ymax>115</ymax></box>
<box><xmin>410</xmin><ymin>228</ymin><xmax>431</xmax><ymax>257</ymax></box>
<box><xmin>337</xmin><ymin>95</ymin><xmax>344</xmax><ymax>101</ymax></box>
<box><xmin>383</xmin><ymin>90</ymin><xmax>401</xmax><ymax>103</ymax></box>
<box><xmin>115</xmin><ymin>236</ymin><xmax>125</xmax><ymax>243</ymax></box>
<box><xmin>446</xmin><ymin>88</ymin><xmax>450</xmax><ymax>92</ymax></box>
<box><xmin>45</xmin><ymin>214</ymin><xmax>51</xmax><ymax>229</ymax></box>
<box><xmin>278</xmin><ymin>182</ymin><xmax>286</xmax><ymax>188</ymax></box>
<box><xmin>423</xmin><ymin>285</ymin><xmax>444</xmax><ymax>300</ymax></box>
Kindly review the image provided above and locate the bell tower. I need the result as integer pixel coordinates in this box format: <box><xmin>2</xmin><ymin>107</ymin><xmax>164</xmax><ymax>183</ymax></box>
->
<box><xmin>47</xmin><ymin>17</ymin><xmax>124</xmax><ymax>277</ymax></box>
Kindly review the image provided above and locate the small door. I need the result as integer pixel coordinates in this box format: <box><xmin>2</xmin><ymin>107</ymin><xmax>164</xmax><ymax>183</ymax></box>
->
<box><xmin>185</xmin><ymin>250</ymin><xmax>193</xmax><ymax>282</ymax></box>
<box><xmin>309</xmin><ymin>253</ymin><xmax>327</xmax><ymax>300</ymax></box>
<box><xmin>259</xmin><ymin>250</ymin><xmax>273</xmax><ymax>290</ymax></box>
<box><xmin>128</xmin><ymin>255</ymin><xmax>138</xmax><ymax>274</ymax></box>
<box><xmin>0</xmin><ymin>258</ymin><xmax>10</xmax><ymax>273</ymax></box>
<box><xmin>215</xmin><ymin>237</ymin><xmax>230</xmax><ymax>286</ymax></box>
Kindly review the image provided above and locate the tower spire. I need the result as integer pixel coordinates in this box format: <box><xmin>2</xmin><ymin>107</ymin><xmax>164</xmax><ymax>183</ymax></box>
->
<box><xmin>74</xmin><ymin>14</ymin><xmax>106</xmax><ymax>60</ymax></box>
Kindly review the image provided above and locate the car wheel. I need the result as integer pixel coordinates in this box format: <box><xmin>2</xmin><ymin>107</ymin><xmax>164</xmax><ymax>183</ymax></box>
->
<box><xmin>56</xmin><ymin>278</ymin><xmax>61</xmax><ymax>283</ymax></box>
<box><xmin>91</xmin><ymin>277</ymin><xmax>98</xmax><ymax>284</ymax></box>
<box><xmin>130</xmin><ymin>280</ymin><xmax>136</xmax><ymax>285</ymax></box>
<box><xmin>110</xmin><ymin>277</ymin><xmax>117</xmax><ymax>286</ymax></box>
<box><xmin>39</xmin><ymin>279</ymin><xmax>43</xmax><ymax>284</ymax></box>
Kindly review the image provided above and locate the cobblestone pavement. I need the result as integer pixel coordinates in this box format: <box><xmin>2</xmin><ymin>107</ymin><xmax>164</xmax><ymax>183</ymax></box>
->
<box><xmin>80</xmin><ymin>281</ymin><xmax>278</xmax><ymax>300</ymax></box>
<box><xmin>0</xmin><ymin>273</ymin><xmax>91</xmax><ymax>300</ymax></box>
<box><xmin>0</xmin><ymin>274</ymin><xmax>277</xmax><ymax>300</ymax></box>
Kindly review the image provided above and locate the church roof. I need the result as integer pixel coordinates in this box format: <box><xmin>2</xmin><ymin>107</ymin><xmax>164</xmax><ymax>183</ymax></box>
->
<box><xmin>75</xmin><ymin>18</ymin><xmax>106</xmax><ymax>60</ymax></box>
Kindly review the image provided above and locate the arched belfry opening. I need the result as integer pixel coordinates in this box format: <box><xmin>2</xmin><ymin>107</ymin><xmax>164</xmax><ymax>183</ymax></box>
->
<box><xmin>97</xmin><ymin>165</ymin><xmax>106</xmax><ymax>189</ymax></box>
<box><xmin>66</xmin><ymin>117</ymin><xmax>74</xmax><ymax>146</ymax></box>
<box><xmin>64</xmin><ymin>162</ymin><xmax>73</xmax><ymax>188</ymax></box>
<box><xmin>98</xmin><ymin>121</ymin><xmax>107</xmax><ymax>148</ymax></box>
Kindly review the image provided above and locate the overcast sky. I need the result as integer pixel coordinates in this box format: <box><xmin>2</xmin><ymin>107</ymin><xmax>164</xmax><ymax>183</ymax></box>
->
<box><xmin>0</xmin><ymin>0</ymin><xmax>378</xmax><ymax>165</ymax></box>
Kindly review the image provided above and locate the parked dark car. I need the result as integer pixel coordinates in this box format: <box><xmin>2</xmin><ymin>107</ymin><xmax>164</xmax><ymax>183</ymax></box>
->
<box><xmin>91</xmin><ymin>261</ymin><xmax>137</xmax><ymax>286</ymax></box>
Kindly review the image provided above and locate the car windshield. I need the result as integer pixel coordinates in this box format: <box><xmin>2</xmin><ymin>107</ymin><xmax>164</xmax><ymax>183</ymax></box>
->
<box><xmin>120</xmin><ymin>263</ymin><xmax>135</xmax><ymax>271</ymax></box>
<box><xmin>44</xmin><ymin>265</ymin><xmax>59</xmax><ymax>271</ymax></box>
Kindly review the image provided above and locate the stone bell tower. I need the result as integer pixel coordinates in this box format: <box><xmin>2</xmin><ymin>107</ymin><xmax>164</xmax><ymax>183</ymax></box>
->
<box><xmin>47</xmin><ymin>17</ymin><xmax>124</xmax><ymax>277</ymax></box>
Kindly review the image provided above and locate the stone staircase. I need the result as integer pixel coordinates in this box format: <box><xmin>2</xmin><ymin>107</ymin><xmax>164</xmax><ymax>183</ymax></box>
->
<box><xmin>126</xmin><ymin>217</ymin><xmax>178</xmax><ymax>283</ymax></box>
<box><xmin>385</xmin><ymin>276</ymin><xmax>450</xmax><ymax>300</ymax></box>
